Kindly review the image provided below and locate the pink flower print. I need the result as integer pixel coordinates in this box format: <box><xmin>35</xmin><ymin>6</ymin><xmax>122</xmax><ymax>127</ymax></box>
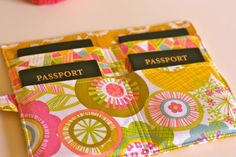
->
<box><xmin>126</xmin><ymin>144</ymin><xmax>134</xmax><ymax>151</ymax></box>
<box><xmin>20</xmin><ymin>101</ymin><xmax>61</xmax><ymax>157</ymax></box>
<box><xmin>141</xmin><ymin>149</ymin><xmax>149</xmax><ymax>155</ymax></box>
<box><xmin>129</xmin><ymin>152</ymin><xmax>138</xmax><ymax>157</ymax></box>
<box><xmin>205</xmin><ymin>90</ymin><xmax>213</xmax><ymax>96</ymax></box>
<box><xmin>207</xmin><ymin>98</ymin><xmax>216</xmax><ymax>106</ymax></box>
<box><xmin>215</xmin><ymin>87</ymin><xmax>223</xmax><ymax>94</ymax></box>
<box><xmin>106</xmin><ymin>83</ymin><xmax>124</xmax><ymax>97</ymax></box>
<box><xmin>168</xmin><ymin>102</ymin><xmax>183</xmax><ymax>113</ymax></box>
<box><xmin>146</xmin><ymin>142</ymin><xmax>155</xmax><ymax>149</ymax></box>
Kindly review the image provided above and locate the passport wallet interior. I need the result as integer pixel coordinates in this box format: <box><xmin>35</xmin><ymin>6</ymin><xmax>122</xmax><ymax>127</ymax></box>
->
<box><xmin>1</xmin><ymin>21</ymin><xmax>236</xmax><ymax>157</ymax></box>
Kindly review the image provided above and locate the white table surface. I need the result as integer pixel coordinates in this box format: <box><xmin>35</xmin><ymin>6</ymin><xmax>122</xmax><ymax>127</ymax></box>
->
<box><xmin>0</xmin><ymin>0</ymin><xmax>236</xmax><ymax>156</ymax></box>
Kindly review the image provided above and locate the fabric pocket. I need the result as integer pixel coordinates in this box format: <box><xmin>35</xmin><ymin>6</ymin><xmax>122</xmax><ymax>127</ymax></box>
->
<box><xmin>112</xmin><ymin>35</ymin><xmax>208</xmax><ymax>73</ymax></box>
<box><xmin>8</xmin><ymin>47</ymin><xmax>118</xmax><ymax>91</ymax></box>
<box><xmin>111</xmin><ymin>62</ymin><xmax>236</xmax><ymax>156</ymax></box>
<box><xmin>15</xmin><ymin>60</ymin><xmax>236</xmax><ymax>156</ymax></box>
<box><xmin>114</xmin><ymin>35</ymin><xmax>206</xmax><ymax>60</ymax></box>
<box><xmin>16</xmin><ymin>72</ymin><xmax>150</xmax><ymax>156</ymax></box>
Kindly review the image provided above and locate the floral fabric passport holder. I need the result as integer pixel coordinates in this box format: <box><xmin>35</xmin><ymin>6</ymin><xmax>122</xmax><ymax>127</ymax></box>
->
<box><xmin>0</xmin><ymin>21</ymin><xmax>236</xmax><ymax>157</ymax></box>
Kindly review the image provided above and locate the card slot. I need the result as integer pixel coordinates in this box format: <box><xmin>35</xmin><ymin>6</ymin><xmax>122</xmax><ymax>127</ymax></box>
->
<box><xmin>116</xmin><ymin>35</ymin><xmax>203</xmax><ymax>57</ymax></box>
<box><xmin>11</xmin><ymin>47</ymin><xmax>112</xmax><ymax>72</ymax></box>
<box><xmin>17</xmin><ymin>39</ymin><xmax>93</xmax><ymax>57</ymax></box>
<box><xmin>112</xmin><ymin>35</ymin><xmax>208</xmax><ymax>73</ymax></box>
<box><xmin>118</xmin><ymin>28</ymin><xmax>189</xmax><ymax>43</ymax></box>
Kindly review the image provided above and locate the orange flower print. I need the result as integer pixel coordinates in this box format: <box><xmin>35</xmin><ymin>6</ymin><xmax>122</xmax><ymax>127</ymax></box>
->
<box><xmin>224</xmin><ymin>115</ymin><xmax>234</xmax><ymax>124</ymax></box>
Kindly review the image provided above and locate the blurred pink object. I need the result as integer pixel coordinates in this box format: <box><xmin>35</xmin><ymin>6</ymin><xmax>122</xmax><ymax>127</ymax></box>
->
<box><xmin>29</xmin><ymin>0</ymin><xmax>65</xmax><ymax>5</ymax></box>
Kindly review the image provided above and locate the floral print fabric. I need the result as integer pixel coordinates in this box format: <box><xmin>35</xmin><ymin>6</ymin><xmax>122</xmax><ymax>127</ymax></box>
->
<box><xmin>16</xmin><ymin>62</ymin><xmax>236</xmax><ymax>156</ymax></box>
<box><xmin>0</xmin><ymin>20</ymin><xmax>236</xmax><ymax>156</ymax></box>
<box><xmin>20</xmin><ymin>101</ymin><xmax>61</xmax><ymax>156</ymax></box>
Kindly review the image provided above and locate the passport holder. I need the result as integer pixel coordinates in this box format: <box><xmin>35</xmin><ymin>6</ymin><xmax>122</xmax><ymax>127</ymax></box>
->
<box><xmin>0</xmin><ymin>21</ymin><xmax>236</xmax><ymax>157</ymax></box>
